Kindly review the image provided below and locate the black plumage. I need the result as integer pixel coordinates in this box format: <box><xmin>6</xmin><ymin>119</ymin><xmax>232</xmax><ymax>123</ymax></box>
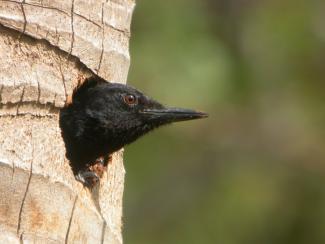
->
<box><xmin>59</xmin><ymin>76</ymin><xmax>207</xmax><ymax>186</ymax></box>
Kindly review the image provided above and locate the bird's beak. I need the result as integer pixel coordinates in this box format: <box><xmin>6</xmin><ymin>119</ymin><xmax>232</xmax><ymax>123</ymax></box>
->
<box><xmin>140</xmin><ymin>107</ymin><xmax>208</xmax><ymax>123</ymax></box>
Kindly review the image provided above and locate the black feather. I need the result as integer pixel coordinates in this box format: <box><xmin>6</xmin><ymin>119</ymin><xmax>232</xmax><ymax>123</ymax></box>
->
<box><xmin>59</xmin><ymin>75</ymin><xmax>207</xmax><ymax>176</ymax></box>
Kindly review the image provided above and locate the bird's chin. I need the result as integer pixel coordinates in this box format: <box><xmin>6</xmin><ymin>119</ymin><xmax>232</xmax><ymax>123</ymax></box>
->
<box><xmin>120</xmin><ymin>124</ymin><xmax>157</xmax><ymax>145</ymax></box>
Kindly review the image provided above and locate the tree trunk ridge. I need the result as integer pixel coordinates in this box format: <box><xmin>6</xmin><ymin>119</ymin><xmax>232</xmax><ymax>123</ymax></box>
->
<box><xmin>0</xmin><ymin>0</ymin><xmax>135</xmax><ymax>243</ymax></box>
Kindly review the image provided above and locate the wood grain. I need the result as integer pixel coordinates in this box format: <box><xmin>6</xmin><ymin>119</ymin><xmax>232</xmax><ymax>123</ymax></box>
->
<box><xmin>0</xmin><ymin>0</ymin><xmax>134</xmax><ymax>242</ymax></box>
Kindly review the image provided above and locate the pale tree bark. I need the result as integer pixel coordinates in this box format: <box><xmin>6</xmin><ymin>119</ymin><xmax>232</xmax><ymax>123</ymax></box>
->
<box><xmin>0</xmin><ymin>0</ymin><xmax>135</xmax><ymax>243</ymax></box>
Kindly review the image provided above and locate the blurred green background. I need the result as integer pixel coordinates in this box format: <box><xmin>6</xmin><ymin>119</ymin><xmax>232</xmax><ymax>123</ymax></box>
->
<box><xmin>123</xmin><ymin>0</ymin><xmax>325</xmax><ymax>243</ymax></box>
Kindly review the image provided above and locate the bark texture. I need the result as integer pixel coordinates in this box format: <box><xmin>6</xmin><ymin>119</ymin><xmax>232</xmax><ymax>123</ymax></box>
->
<box><xmin>0</xmin><ymin>0</ymin><xmax>135</xmax><ymax>243</ymax></box>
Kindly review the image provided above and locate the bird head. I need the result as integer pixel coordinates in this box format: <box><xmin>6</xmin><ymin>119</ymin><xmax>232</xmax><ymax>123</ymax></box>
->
<box><xmin>60</xmin><ymin>76</ymin><xmax>208</xmax><ymax>156</ymax></box>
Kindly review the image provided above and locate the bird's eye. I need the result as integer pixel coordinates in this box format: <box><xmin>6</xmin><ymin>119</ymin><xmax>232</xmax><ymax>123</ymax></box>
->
<box><xmin>123</xmin><ymin>94</ymin><xmax>138</xmax><ymax>106</ymax></box>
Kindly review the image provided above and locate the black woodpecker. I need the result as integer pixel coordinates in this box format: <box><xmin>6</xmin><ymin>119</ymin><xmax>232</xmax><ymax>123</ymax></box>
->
<box><xmin>59</xmin><ymin>76</ymin><xmax>208</xmax><ymax>187</ymax></box>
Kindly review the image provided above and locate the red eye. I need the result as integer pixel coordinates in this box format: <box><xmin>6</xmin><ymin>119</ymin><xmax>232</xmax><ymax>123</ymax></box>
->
<box><xmin>123</xmin><ymin>94</ymin><xmax>137</xmax><ymax>105</ymax></box>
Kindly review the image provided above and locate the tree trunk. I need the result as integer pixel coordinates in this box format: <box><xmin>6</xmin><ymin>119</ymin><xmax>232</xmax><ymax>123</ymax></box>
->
<box><xmin>0</xmin><ymin>1</ymin><xmax>134</xmax><ymax>243</ymax></box>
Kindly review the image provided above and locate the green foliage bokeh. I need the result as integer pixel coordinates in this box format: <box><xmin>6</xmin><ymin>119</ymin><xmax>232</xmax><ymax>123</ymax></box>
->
<box><xmin>124</xmin><ymin>0</ymin><xmax>325</xmax><ymax>243</ymax></box>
